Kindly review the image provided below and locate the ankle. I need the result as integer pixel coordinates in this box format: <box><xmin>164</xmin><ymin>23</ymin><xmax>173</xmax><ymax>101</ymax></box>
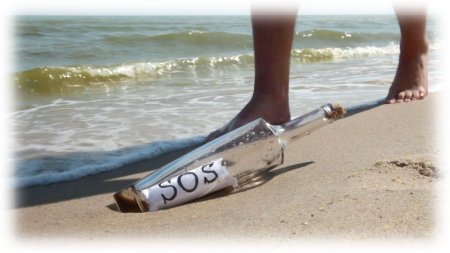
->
<box><xmin>399</xmin><ymin>37</ymin><xmax>429</xmax><ymax>60</ymax></box>
<box><xmin>246</xmin><ymin>95</ymin><xmax>290</xmax><ymax>125</ymax></box>
<box><xmin>250</xmin><ymin>92</ymin><xmax>289</xmax><ymax>109</ymax></box>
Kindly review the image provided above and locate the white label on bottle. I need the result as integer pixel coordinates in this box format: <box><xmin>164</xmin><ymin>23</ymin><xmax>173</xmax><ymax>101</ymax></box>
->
<box><xmin>139</xmin><ymin>158</ymin><xmax>237</xmax><ymax>211</ymax></box>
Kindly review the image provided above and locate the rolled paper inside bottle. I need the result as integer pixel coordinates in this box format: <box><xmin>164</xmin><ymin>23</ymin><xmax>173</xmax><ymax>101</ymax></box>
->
<box><xmin>137</xmin><ymin>158</ymin><xmax>237</xmax><ymax>212</ymax></box>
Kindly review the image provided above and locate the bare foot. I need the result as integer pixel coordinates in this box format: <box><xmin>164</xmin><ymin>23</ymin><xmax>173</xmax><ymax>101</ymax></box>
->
<box><xmin>386</xmin><ymin>51</ymin><xmax>428</xmax><ymax>104</ymax></box>
<box><xmin>386</xmin><ymin>9</ymin><xmax>429</xmax><ymax>105</ymax></box>
<box><xmin>205</xmin><ymin>95</ymin><xmax>291</xmax><ymax>142</ymax></box>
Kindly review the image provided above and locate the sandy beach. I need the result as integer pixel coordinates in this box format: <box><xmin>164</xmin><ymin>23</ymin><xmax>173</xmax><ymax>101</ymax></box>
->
<box><xmin>14</xmin><ymin>94</ymin><xmax>441</xmax><ymax>241</ymax></box>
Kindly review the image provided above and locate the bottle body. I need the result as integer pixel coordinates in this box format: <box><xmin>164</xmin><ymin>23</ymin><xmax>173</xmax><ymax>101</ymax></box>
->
<box><xmin>115</xmin><ymin>118</ymin><xmax>283</xmax><ymax>212</ymax></box>
<box><xmin>114</xmin><ymin>103</ymin><xmax>346</xmax><ymax>213</ymax></box>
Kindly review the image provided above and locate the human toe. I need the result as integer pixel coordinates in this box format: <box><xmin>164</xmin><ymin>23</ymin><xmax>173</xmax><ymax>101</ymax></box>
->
<box><xmin>403</xmin><ymin>90</ymin><xmax>413</xmax><ymax>102</ymax></box>
<box><xmin>395</xmin><ymin>91</ymin><xmax>406</xmax><ymax>103</ymax></box>
<box><xmin>411</xmin><ymin>90</ymin><xmax>421</xmax><ymax>100</ymax></box>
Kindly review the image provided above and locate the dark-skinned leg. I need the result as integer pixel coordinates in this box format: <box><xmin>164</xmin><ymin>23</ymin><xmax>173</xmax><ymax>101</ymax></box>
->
<box><xmin>206</xmin><ymin>11</ymin><xmax>297</xmax><ymax>141</ymax></box>
<box><xmin>386</xmin><ymin>7</ymin><xmax>428</xmax><ymax>103</ymax></box>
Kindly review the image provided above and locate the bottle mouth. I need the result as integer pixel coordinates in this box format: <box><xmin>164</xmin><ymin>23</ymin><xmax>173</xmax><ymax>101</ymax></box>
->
<box><xmin>323</xmin><ymin>103</ymin><xmax>346</xmax><ymax>120</ymax></box>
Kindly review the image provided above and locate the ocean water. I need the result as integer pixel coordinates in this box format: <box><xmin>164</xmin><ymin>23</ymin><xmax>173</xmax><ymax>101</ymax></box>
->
<box><xmin>13</xmin><ymin>15</ymin><xmax>444</xmax><ymax>187</ymax></box>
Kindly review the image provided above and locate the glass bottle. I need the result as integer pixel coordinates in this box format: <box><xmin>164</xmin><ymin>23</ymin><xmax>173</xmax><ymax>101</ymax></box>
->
<box><xmin>114</xmin><ymin>103</ymin><xmax>348</xmax><ymax>212</ymax></box>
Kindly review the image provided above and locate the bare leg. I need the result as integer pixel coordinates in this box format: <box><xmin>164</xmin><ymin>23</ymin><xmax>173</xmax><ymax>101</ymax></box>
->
<box><xmin>206</xmin><ymin>11</ymin><xmax>297</xmax><ymax>141</ymax></box>
<box><xmin>386</xmin><ymin>7</ymin><xmax>429</xmax><ymax>103</ymax></box>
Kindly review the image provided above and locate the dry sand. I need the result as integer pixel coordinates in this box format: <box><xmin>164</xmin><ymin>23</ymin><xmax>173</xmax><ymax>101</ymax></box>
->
<box><xmin>13</xmin><ymin>94</ymin><xmax>441</xmax><ymax>241</ymax></box>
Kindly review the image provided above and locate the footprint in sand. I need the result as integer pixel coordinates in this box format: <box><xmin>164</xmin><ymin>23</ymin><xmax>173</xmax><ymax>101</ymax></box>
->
<box><xmin>374</xmin><ymin>158</ymin><xmax>438</xmax><ymax>178</ymax></box>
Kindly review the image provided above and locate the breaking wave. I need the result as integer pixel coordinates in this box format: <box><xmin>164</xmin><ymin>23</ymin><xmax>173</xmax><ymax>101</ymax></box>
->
<box><xmin>15</xmin><ymin>43</ymin><xmax>403</xmax><ymax>95</ymax></box>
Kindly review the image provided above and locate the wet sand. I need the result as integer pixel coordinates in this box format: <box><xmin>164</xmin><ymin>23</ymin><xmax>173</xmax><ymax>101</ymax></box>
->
<box><xmin>13</xmin><ymin>94</ymin><xmax>441</xmax><ymax>242</ymax></box>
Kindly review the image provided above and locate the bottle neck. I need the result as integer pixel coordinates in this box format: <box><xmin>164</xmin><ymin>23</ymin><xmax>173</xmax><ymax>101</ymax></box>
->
<box><xmin>276</xmin><ymin>104</ymin><xmax>345</xmax><ymax>145</ymax></box>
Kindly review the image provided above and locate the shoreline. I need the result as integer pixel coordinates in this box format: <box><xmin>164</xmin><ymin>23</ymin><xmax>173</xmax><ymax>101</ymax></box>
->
<box><xmin>14</xmin><ymin>94</ymin><xmax>440</xmax><ymax>239</ymax></box>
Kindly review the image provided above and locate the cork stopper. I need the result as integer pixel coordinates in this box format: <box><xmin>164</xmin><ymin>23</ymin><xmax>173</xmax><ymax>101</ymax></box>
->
<box><xmin>324</xmin><ymin>103</ymin><xmax>346</xmax><ymax>120</ymax></box>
